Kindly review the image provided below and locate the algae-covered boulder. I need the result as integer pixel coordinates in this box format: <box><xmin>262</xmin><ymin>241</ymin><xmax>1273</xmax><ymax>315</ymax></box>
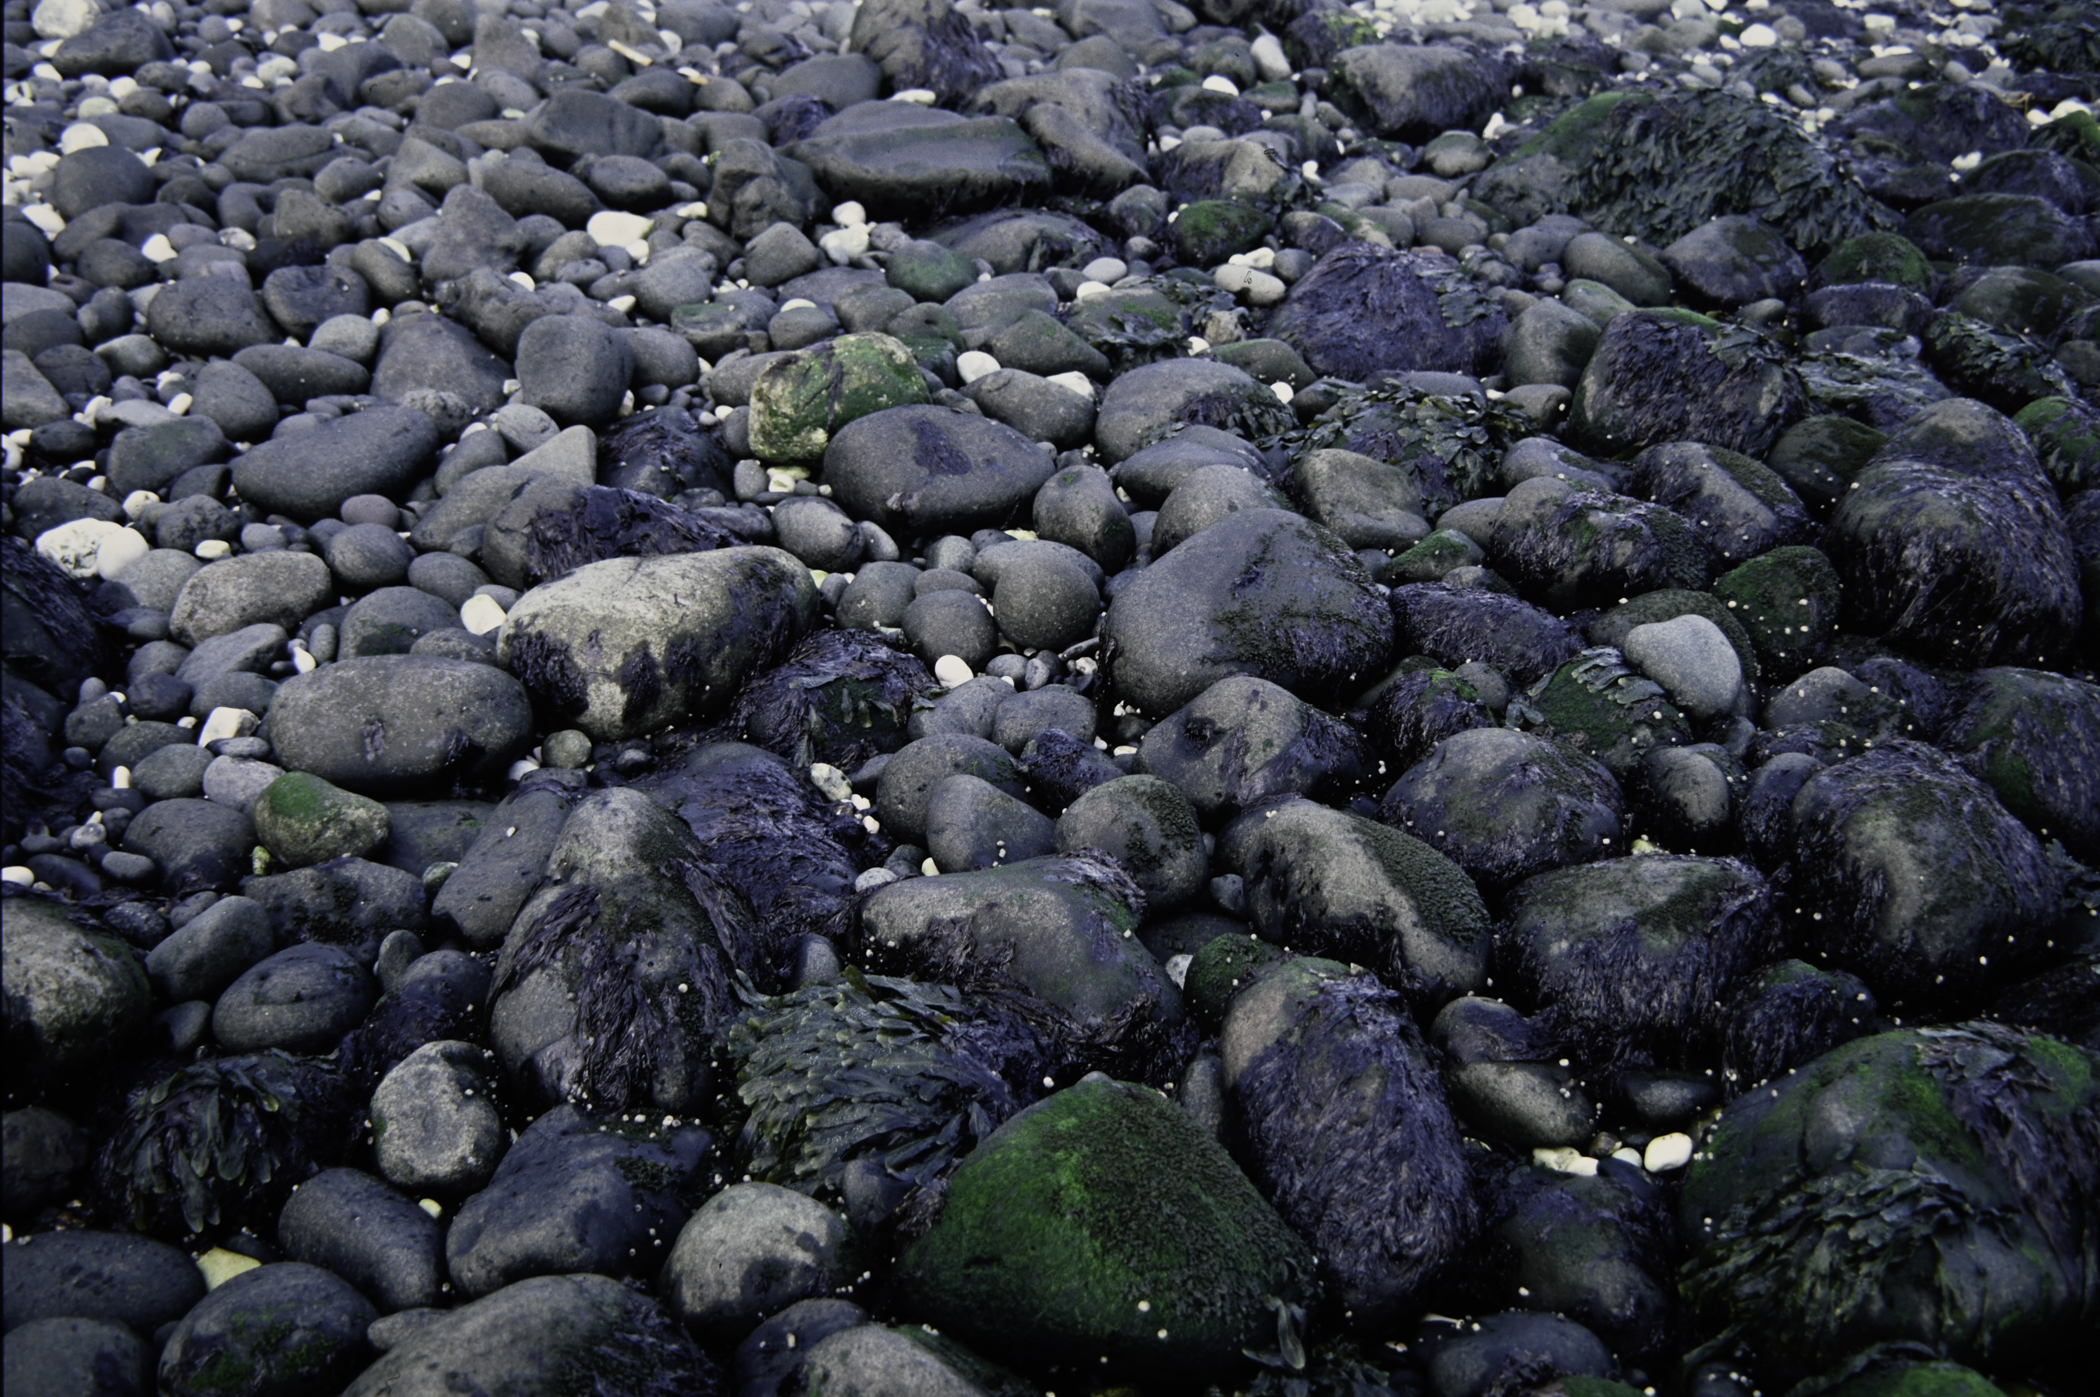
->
<box><xmin>1569</xmin><ymin>310</ymin><xmax>1804</xmax><ymax>459</ymax></box>
<box><xmin>488</xmin><ymin>787</ymin><xmax>752</xmax><ymax>1116</ymax></box>
<box><xmin>747</xmin><ymin>332</ymin><xmax>930</xmax><ymax>464</ymax></box>
<box><xmin>1133</xmin><ymin>674</ymin><xmax>1372</xmax><ymax>821</ymax></box>
<box><xmin>1720</xmin><ymin>958</ymin><xmax>1879</xmax><ymax>1093</ymax></box>
<box><xmin>1102</xmin><ymin>508</ymin><xmax>1394</xmax><ymax>717</ymax></box>
<box><xmin>1481</xmin><ymin>1163</ymin><xmax>1676</xmax><ymax>1365</ymax></box>
<box><xmin>1487</xmin><ymin>477</ymin><xmax>1711</xmax><ymax>611</ymax></box>
<box><xmin>1387</xmin><ymin>583</ymin><xmax>1584</xmax><ymax>688</ymax></box>
<box><xmin>893</xmin><ymin>1075</ymin><xmax>1314</xmax><ymax>1378</ymax></box>
<box><xmin>1220</xmin><ymin>797</ymin><xmax>1489</xmax><ymax>1006</ymax></box>
<box><xmin>341</xmin><ymin>1274</ymin><xmax>717</xmax><ymax>1397</ymax></box>
<box><xmin>860</xmin><ymin>853</ymin><xmax>1190</xmax><ymax>1083</ymax></box>
<box><xmin>1379</xmin><ymin>727</ymin><xmax>1623</xmax><ymax>895</ymax></box>
<box><xmin>726</xmin><ymin>627</ymin><xmax>936</xmax><ymax>771</ymax></box>
<box><xmin>1221</xmin><ymin>957</ymin><xmax>1478</xmax><ymax>1327</ymax></box>
<box><xmin>1771</xmin><ymin>740</ymin><xmax>2069</xmax><ymax>1005</ymax></box>
<box><xmin>1496</xmin><ymin>855</ymin><xmax>1777</xmax><ymax>1069</ymax></box>
<box><xmin>730</xmin><ymin>974</ymin><xmax>1059</xmax><ymax>1225</ymax></box>
<box><xmin>1939</xmin><ymin>666</ymin><xmax>2100</xmax><ymax>861</ymax></box>
<box><xmin>1267</xmin><ymin>241</ymin><xmax>1509</xmax><ymax>381</ymax></box>
<box><xmin>1679</xmin><ymin>1023</ymin><xmax>2099</xmax><ymax>1381</ymax></box>
<box><xmin>253</xmin><ymin>770</ymin><xmax>391</xmax><ymax>869</ymax></box>
<box><xmin>1711</xmin><ymin>546</ymin><xmax>1843</xmax><ymax>681</ymax></box>
<box><xmin>1626</xmin><ymin>440</ymin><xmax>1815</xmax><ymax>570</ymax></box>
<box><xmin>1507</xmin><ymin>648</ymin><xmax>1695</xmax><ymax>779</ymax></box>
<box><xmin>1364</xmin><ymin>665</ymin><xmax>1498</xmax><ymax>771</ymax></box>
<box><xmin>497</xmin><ymin>547</ymin><xmax>819</xmax><ymax>742</ymax></box>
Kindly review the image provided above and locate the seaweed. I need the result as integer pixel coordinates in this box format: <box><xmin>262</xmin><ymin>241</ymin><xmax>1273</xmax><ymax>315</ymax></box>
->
<box><xmin>1997</xmin><ymin>0</ymin><xmax>2100</xmax><ymax>74</ymax></box>
<box><xmin>1274</xmin><ymin>378</ymin><xmax>1535</xmax><ymax>517</ymax></box>
<box><xmin>1569</xmin><ymin>89</ymin><xmax>1895</xmax><ymax>256</ymax></box>
<box><xmin>1234</xmin><ymin>971</ymin><xmax>1480</xmax><ymax>1328</ymax></box>
<box><xmin>519</xmin><ymin>485</ymin><xmax>743</xmax><ymax>591</ymax></box>
<box><xmin>98</xmin><ymin>1050</ymin><xmax>360</xmax><ymax>1241</ymax></box>
<box><xmin>727</xmin><ymin>971</ymin><xmax>1060</xmax><ymax>1206</ymax></box>
<box><xmin>1793</xmin><ymin>345</ymin><xmax>1954</xmax><ymax>436</ymax></box>
<box><xmin>725</xmin><ymin>628</ymin><xmax>937</xmax><ymax>771</ymax></box>
<box><xmin>1721</xmin><ymin>960</ymin><xmax>1880</xmax><ymax>1095</ymax></box>
<box><xmin>1922</xmin><ymin>313</ymin><xmax>2076</xmax><ymax>413</ymax></box>
<box><xmin>1387</xmin><ymin>584</ymin><xmax>1586</xmax><ymax>689</ymax></box>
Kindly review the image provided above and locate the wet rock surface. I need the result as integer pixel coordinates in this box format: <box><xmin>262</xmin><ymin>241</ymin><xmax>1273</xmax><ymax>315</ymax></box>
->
<box><xmin>2</xmin><ymin>0</ymin><xmax>2097</xmax><ymax>1392</ymax></box>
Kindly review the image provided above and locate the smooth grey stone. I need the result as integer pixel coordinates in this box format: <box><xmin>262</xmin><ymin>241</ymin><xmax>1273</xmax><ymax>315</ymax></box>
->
<box><xmin>143</xmin><ymin>893</ymin><xmax>273</xmax><ymax>1005</ymax></box>
<box><xmin>213</xmin><ymin>943</ymin><xmax>376</xmax><ymax>1054</ymax></box>
<box><xmin>279</xmin><ymin>1168</ymin><xmax>447</xmax><ymax>1314</ymax></box>
<box><xmin>658</xmin><ymin>1183</ymin><xmax>857</xmax><ymax>1340</ymax></box>
<box><xmin>0</xmin><ymin>1229</ymin><xmax>203</xmax><ymax>1335</ymax></box>
<box><xmin>371</xmin><ymin>1040</ymin><xmax>508</xmax><ymax>1197</ymax></box>
<box><xmin>2</xmin><ymin>1316</ymin><xmax>151</xmax><ymax>1397</ymax></box>
<box><xmin>157</xmin><ymin>1263</ymin><xmax>375</xmax><ymax>1397</ymax></box>
<box><xmin>1054</xmin><ymin>774</ymin><xmax>1207</xmax><ymax>908</ymax></box>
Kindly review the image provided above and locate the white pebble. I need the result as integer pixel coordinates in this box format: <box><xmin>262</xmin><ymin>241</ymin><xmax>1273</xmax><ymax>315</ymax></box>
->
<box><xmin>1046</xmin><ymin>371</ymin><xmax>1095</xmax><ymax>400</ymax></box>
<box><xmin>819</xmin><ymin>223</ymin><xmax>869</xmax><ymax>264</ymax></box>
<box><xmin>121</xmin><ymin>490</ymin><xmax>158</xmax><ymax>521</ymax></box>
<box><xmin>1739</xmin><ymin>22</ymin><xmax>1778</xmax><ymax>45</ymax></box>
<box><xmin>1165</xmin><ymin>953</ymin><xmax>1193</xmax><ymax>988</ymax></box>
<box><xmin>1</xmin><ymin>866</ymin><xmax>33</xmax><ymax>887</ymax></box>
<box><xmin>194</xmin><ymin>539</ymin><xmax>232</xmax><ymax>561</ymax></box>
<box><xmin>196</xmin><ymin>707</ymin><xmax>260</xmax><ymax>747</ymax></box>
<box><xmin>809</xmin><ymin>762</ymin><xmax>853</xmax><ymax>802</ymax></box>
<box><xmin>1249</xmin><ymin>32</ymin><xmax>1290</xmax><ymax>82</ymax></box>
<box><xmin>140</xmin><ymin>233</ymin><xmax>176</xmax><ymax>263</ymax></box>
<box><xmin>586</xmin><ymin>210</ymin><xmax>653</xmax><ymax>249</ymax></box>
<box><xmin>94</xmin><ymin>526</ymin><xmax>150</xmax><ymax>580</ymax></box>
<box><xmin>933</xmin><ymin>654</ymin><xmax>974</xmax><ymax>687</ymax></box>
<box><xmin>58</xmin><ymin>121</ymin><xmax>107</xmax><ymax>153</ymax></box>
<box><xmin>1244</xmin><ymin>270</ymin><xmax>1287</xmax><ymax>306</ymax></box>
<box><xmin>1201</xmin><ymin>75</ymin><xmax>1239</xmax><ymax>96</ymax></box>
<box><xmin>893</xmin><ymin>88</ymin><xmax>937</xmax><ymax>104</ymax></box>
<box><xmin>1213</xmin><ymin>263</ymin><xmax>1254</xmax><ymax>294</ymax></box>
<box><xmin>831</xmin><ymin>200</ymin><xmax>868</xmax><ymax>227</ymax></box>
<box><xmin>1270</xmin><ymin>381</ymin><xmax>1295</xmax><ymax>403</ymax></box>
<box><xmin>1073</xmin><ymin>280</ymin><xmax>1112</xmax><ymax>301</ymax></box>
<box><xmin>35</xmin><ymin>517</ymin><xmax>123</xmax><ymax>578</ymax></box>
<box><xmin>1644</xmin><ymin>1132</ymin><xmax>1694</xmax><ymax>1172</ymax></box>
<box><xmin>1532</xmin><ymin>1146</ymin><xmax>1599</xmax><ymax>1176</ymax></box>
<box><xmin>460</xmin><ymin>593</ymin><xmax>508</xmax><ymax>636</ymax></box>
<box><xmin>956</xmin><ymin>350</ymin><xmax>1001</xmax><ymax>384</ymax></box>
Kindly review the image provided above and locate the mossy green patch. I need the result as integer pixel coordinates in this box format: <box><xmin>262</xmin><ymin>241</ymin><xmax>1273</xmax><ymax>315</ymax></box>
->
<box><xmin>1819</xmin><ymin>231</ymin><xmax>1936</xmax><ymax>294</ymax></box>
<box><xmin>895</xmin><ymin>1076</ymin><xmax>1314</xmax><ymax>1378</ymax></box>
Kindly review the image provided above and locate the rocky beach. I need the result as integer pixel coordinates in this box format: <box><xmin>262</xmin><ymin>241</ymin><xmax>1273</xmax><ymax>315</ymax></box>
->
<box><xmin>2</xmin><ymin>0</ymin><xmax>2097</xmax><ymax>1391</ymax></box>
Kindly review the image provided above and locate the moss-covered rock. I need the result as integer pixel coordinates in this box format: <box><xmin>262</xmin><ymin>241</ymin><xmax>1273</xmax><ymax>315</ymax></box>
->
<box><xmin>1363</xmin><ymin>664</ymin><xmax>1497</xmax><ymax>770</ymax></box>
<box><xmin>1569</xmin><ymin>310</ymin><xmax>1805</xmax><ymax>458</ymax></box>
<box><xmin>1480</xmin><ymin>1164</ymin><xmax>1676</xmax><ymax>1365</ymax></box>
<box><xmin>2</xmin><ymin>897</ymin><xmax>151</xmax><ymax>1089</ymax></box>
<box><xmin>1507</xmin><ymin>648</ymin><xmax>1695</xmax><ymax>779</ymax></box>
<box><xmin>1765</xmin><ymin>415</ymin><xmax>1888</xmax><ymax>512</ymax></box>
<box><xmin>893</xmin><ymin>1075</ymin><xmax>1314</xmax><ymax>1378</ymax></box>
<box><xmin>1488</xmin><ymin>477</ymin><xmax>1712</xmax><ymax>611</ymax></box>
<box><xmin>1720</xmin><ymin>958</ymin><xmax>1878</xmax><ymax>1094</ymax></box>
<box><xmin>1680</xmin><ymin>1023</ymin><xmax>2099</xmax><ymax>1382</ymax></box>
<box><xmin>747</xmin><ymin>332</ymin><xmax>930</xmax><ymax>464</ymax></box>
<box><xmin>1171</xmin><ymin>199</ymin><xmax>1275</xmax><ymax>266</ymax></box>
<box><xmin>253</xmin><ymin>770</ymin><xmax>391</xmax><ymax>870</ymax></box>
<box><xmin>1939</xmin><ymin>666</ymin><xmax>2100</xmax><ymax>862</ymax></box>
<box><xmin>1817</xmin><ymin>231</ymin><xmax>1937</xmax><ymax>296</ymax></box>
<box><xmin>2014</xmin><ymin>395</ymin><xmax>2100</xmax><ymax>495</ymax></box>
<box><xmin>1713</xmin><ymin>546</ymin><xmax>1844</xmax><ymax>680</ymax></box>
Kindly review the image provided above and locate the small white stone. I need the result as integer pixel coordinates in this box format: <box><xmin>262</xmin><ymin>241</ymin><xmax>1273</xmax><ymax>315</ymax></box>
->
<box><xmin>507</xmin><ymin>758</ymin><xmax>541</xmax><ymax>781</ymax></box>
<box><xmin>1073</xmin><ymin>280</ymin><xmax>1113</xmax><ymax>301</ymax></box>
<box><xmin>1249</xmin><ymin>31</ymin><xmax>1290</xmax><ymax>82</ymax></box>
<box><xmin>1244</xmin><ymin>270</ymin><xmax>1287</xmax><ymax>305</ymax></box>
<box><xmin>58</xmin><ymin>122</ymin><xmax>107</xmax><ymax>154</ymax></box>
<box><xmin>893</xmin><ymin>88</ymin><xmax>937</xmax><ymax>104</ymax></box>
<box><xmin>587</xmin><ymin>209</ymin><xmax>654</xmax><ymax>248</ymax></box>
<box><xmin>95</xmin><ymin>526</ymin><xmax>151</xmax><ymax>581</ymax></box>
<box><xmin>290</xmin><ymin>647</ymin><xmax>318</xmax><ymax>674</ymax></box>
<box><xmin>831</xmin><ymin>200</ymin><xmax>868</xmax><ymax>227</ymax></box>
<box><xmin>509</xmin><ymin>270</ymin><xmax>536</xmax><ymax>291</ymax></box>
<box><xmin>140</xmin><ymin>232</ymin><xmax>177</xmax><ymax>264</ymax></box>
<box><xmin>111</xmin><ymin>766</ymin><xmax>130</xmax><ymax>789</ymax></box>
<box><xmin>21</xmin><ymin>204</ymin><xmax>64</xmax><ymax>238</ymax></box>
<box><xmin>1213</xmin><ymin>263</ymin><xmax>1254</xmax><ymax>294</ymax></box>
<box><xmin>1081</xmin><ymin>256</ymin><xmax>1127</xmax><ymax>283</ymax></box>
<box><xmin>460</xmin><ymin>593</ymin><xmax>508</xmax><ymax>635</ymax></box>
<box><xmin>196</xmin><ymin>707</ymin><xmax>259</xmax><ymax>747</ymax></box>
<box><xmin>1201</xmin><ymin>74</ymin><xmax>1239</xmax><ymax>96</ymax></box>
<box><xmin>167</xmin><ymin>393</ymin><xmax>191</xmax><ymax>416</ymax></box>
<box><xmin>606</xmin><ymin>294</ymin><xmax>637</xmax><ymax>313</ymax></box>
<box><xmin>1045</xmin><ymin>371</ymin><xmax>1095</xmax><ymax>400</ymax></box>
<box><xmin>818</xmin><ymin>223</ymin><xmax>869</xmax><ymax>264</ymax></box>
<box><xmin>956</xmin><ymin>350</ymin><xmax>1001</xmax><ymax>384</ymax></box>
<box><xmin>1739</xmin><ymin>22</ymin><xmax>1778</xmax><ymax>45</ymax></box>
<box><xmin>36</xmin><ymin>517</ymin><xmax>123</xmax><ymax>578</ymax></box>
<box><xmin>1269</xmin><ymin>380</ymin><xmax>1295</xmax><ymax>403</ymax></box>
<box><xmin>933</xmin><ymin>654</ymin><xmax>974</xmax><ymax>687</ymax></box>
<box><xmin>32</xmin><ymin>0</ymin><xmax>98</xmax><ymax>40</ymax></box>
<box><xmin>1165</xmin><ymin>953</ymin><xmax>1193</xmax><ymax>988</ymax></box>
<box><xmin>1644</xmin><ymin>1132</ymin><xmax>1694</xmax><ymax>1172</ymax></box>
<box><xmin>1</xmin><ymin>866</ymin><xmax>34</xmax><ymax>887</ymax></box>
<box><xmin>121</xmin><ymin>490</ymin><xmax>158</xmax><ymax>521</ymax></box>
<box><xmin>194</xmin><ymin>539</ymin><xmax>232</xmax><ymax>561</ymax></box>
<box><xmin>809</xmin><ymin>762</ymin><xmax>853</xmax><ymax>801</ymax></box>
<box><xmin>1531</xmin><ymin>1146</ymin><xmax>1599</xmax><ymax>1176</ymax></box>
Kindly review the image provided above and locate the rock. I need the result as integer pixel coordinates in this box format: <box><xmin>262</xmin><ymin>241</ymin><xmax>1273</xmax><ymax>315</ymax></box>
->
<box><xmin>1151</xmin><ymin>463</ymin><xmax>1290</xmax><ymax>556</ymax></box>
<box><xmin>1621</xmin><ymin>614</ymin><xmax>1746</xmax><ymax>721</ymax></box>
<box><xmin>0</xmin><ymin>1229</ymin><xmax>203</xmax><ymax>1335</ymax></box>
<box><xmin>822</xmin><ymin>404</ymin><xmax>1057</xmax><ymax>541</ymax></box>
<box><xmin>1380</xmin><ymin>728</ymin><xmax>1623</xmax><ymax>894</ymax></box>
<box><xmin>213</xmin><ymin>943</ymin><xmax>376</xmax><ymax>1054</ymax></box>
<box><xmin>267</xmin><ymin>655</ymin><xmax>534</xmax><ymax>794</ymax></box>
<box><xmin>1498</xmin><ymin>854</ymin><xmax>1776</xmax><ymax>1068</ymax></box>
<box><xmin>277</xmin><ymin>1167</ymin><xmax>447</xmax><ymax>1313</ymax></box>
<box><xmin>1486</xmin><ymin>476</ymin><xmax>1710</xmax><ymax>611</ymax></box>
<box><xmin>1</xmin><ymin>1106</ymin><xmax>87</xmax><ymax>1220</ymax></box>
<box><xmin>1711</xmin><ymin>545</ymin><xmax>1843</xmax><ymax>680</ymax></box>
<box><xmin>1031</xmin><ymin>463</ymin><xmax>1135</xmax><ymax>572</ymax></box>
<box><xmin>1680</xmin><ymin>1023</ymin><xmax>2098</xmax><ymax>1382</ymax></box>
<box><xmin>1102</xmin><ymin>508</ymin><xmax>1392</xmax><ymax>717</ymax></box>
<box><xmin>1220</xmin><ymin>797</ymin><xmax>1488</xmax><ymax>1004</ymax></box>
<box><xmin>1</xmin><ymin>898</ymin><xmax>150</xmax><ymax>1086</ymax></box>
<box><xmin>1134</xmin><ymin>674</ymin><xmax>1370</xmax><ymax>820</ymax></box>
<box><xmin>1</xmin><ymin>1316</ymin><xmax>151</xmax><ymax>1397</ymax></box>
<box><xmin>120</xmin><ymin>796</ymin><xmax>256</xmax><ymax>893</ymax></box>
<box><xmin>789</xmin><ymin>104</ymin><xmax>1050</xmax><ymax>221</ymax></box>
<box><xmin>659</xmin><ymin>1183</ymin><xmax>858</xmax><ymax>1341</ymax></box>
<box><xmin>515</xmin><ymin>315</ymin><xmax>634</xmax><ymax>429</ymax></box>
<box><xmin>726</xmin><ymin>628</ymin><xmax>936</xmax><ymax>771</ymax></box>
<box><xmin>1627</xmin><ymin>440</ymin><xmax>1814</xmax><ymax>570</ymax></box>
<box><xmin>142</xmin><ymin>276</ymin><xmax>278</xmax><ymax>358</ymax></box>
<box><xmin>1387</xmin><ymin>583</ymin><xmax>1583</xmax><ymax>687</ymax></box>
<box><xmin>144</xmin><ymin>893</ymin><xmax>273</xmax><ymax>1005</ymax></box>
<box><xmin>1325</xmin><ymin>44</ymin><xmax>1501</xmax><ymax>140</ymax></box>
<box><xmin>1268</xmin><ymin>243</ymin><xmax>1509</xmax><ymax>381</ymax></box>
<box><xmin>254</xmin><ymin>771</ymin><xmax>392</xmax><ymax>868</ymax></box>
<box><xmin>1569</xmin><ymin>310</ymin><xmax>1804</xmax><ymax>459</ymax></box>
<box><xmin>1418</xmin><ymin>1311</ymin><xmax>1618</xmax><ymax>1397</ymax></box>
<box><xmin>893</xmin><ymin>1076</ymin><xmax>1313</xmax><ymax>1378</ymax></box>
<box><xmin>341</xmin><ymin>1274</ymin><xmax>714</xmax><ymax>1397</ymax></box>
<box><xmin>1940</xmin><ymin>667</ymin><xmax>2100</xmax><ymax>863</ymax></box>
<box><xmin>444</xmin><ymin>1104</ymin><xmax>712</xmax><ymax>1297</ymax></box>
<box><xmin>360</xmin><ymin>949</ymin><xmax>492</xmax><ymax>1078</ymax></box>
<box><xmin>169</xmin><ymin>551</ymin><xmax>332</xmax><ymax>646</ymax></box>
<box><xmin>1092</xmin><ymin>359</ymin><xmax>1293</xmax><ymax>464</ymax></box>
<box><xmin>850</xmin><ymin>0</ymin><xmax>1002</xmax><ymax>107</ymax></box>
<box><xmin>242</xmin><ymin>856</ymin><xmax>428</xmax><ymax>964</ymax></box>
<box><xmin>158</xmin><ymin>1262</ymin><xmax>375</xmax><ymax>1397</ymax></box>
<box><xmin>1771</xmin><ymin>740</ymin><xmax>2067</xmax><ymax>1004</ymax></box>
<box><xmin>1220</xmin><ymin>957</ymin><xmax>1477</xmax><ymax>1326</ymax></box>
<box><xmin>231</xmin><ymin>406</ymin><xmax>439</xmax><ymax>524</ymax></box>
<box><xmin>496</xmin><ymin>547</ymin><xmax>816</xmax><ymax>741</ymax></box>
<box><xmin>370</xmin><ymin>1040</ymin><xmax>508</xmax><ymax>1197</ymax></box>
<box><xmin>1053</xmin><ymin>776</ymin><xmax>1207</xmax><ymax>909</ymax></box>
<box><xmin>862</xmin><ymin>852</ymin><xmax>1188</xmax><ymax>1081</ymax></box>
<box><xmin>924</xmin><ymin>772</ymin><xmax>1057</xmax><ymax>872</ymax></box>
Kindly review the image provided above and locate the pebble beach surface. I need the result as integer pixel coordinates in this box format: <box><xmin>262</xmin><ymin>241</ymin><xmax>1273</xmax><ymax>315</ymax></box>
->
<box><xmin>2</xmin><ymin>0</ymin><xmax>2097</xmax><ymax>1392</ymax></box>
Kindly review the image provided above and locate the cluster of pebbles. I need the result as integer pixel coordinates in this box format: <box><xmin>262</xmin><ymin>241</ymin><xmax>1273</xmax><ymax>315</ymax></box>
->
<box><xmin>3</xmin><ymin>0</ymin><xmax>2099</xmax><ymax>1391</ymax></box>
